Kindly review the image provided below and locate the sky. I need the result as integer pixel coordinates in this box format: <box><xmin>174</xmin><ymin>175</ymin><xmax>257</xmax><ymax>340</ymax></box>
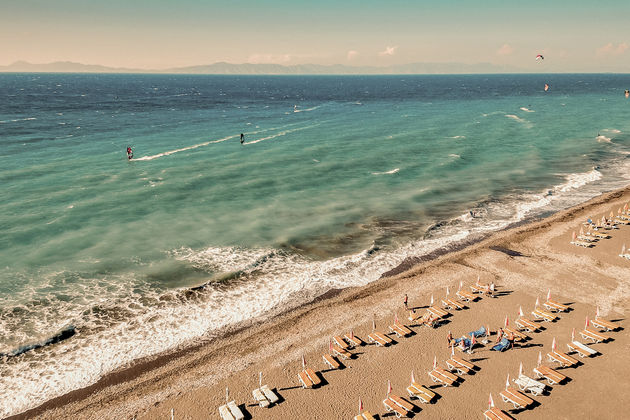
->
<box><xmin>2</xmin><ymin>0</ymin><xmax>629</xmax><ymax>72</ymax></box>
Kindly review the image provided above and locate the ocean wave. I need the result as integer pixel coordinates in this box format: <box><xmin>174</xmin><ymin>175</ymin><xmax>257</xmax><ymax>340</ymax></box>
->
<box><xmin>596</xmin><ymin>135</ymin><xmax>612</xmax><ymax>143</ymax></box>
<box><xmin>519</xmin><ymin>107</ymin><xmax>535</xmax><ymax>112</ymax></box>
<box><xmin>371</xmin><ymin>168</ymin><xmax>400</xmax><ymax>175</ymax></box>
<box><xmin>243</xmin><ymin>124</ymin><xmax>318</xmax><ymax>145</ymax></box>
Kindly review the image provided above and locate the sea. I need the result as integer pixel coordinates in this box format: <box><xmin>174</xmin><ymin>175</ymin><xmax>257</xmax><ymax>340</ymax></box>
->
<box><xmin>1</xmin><ymin>73</ymin><xmax>629</xmax><ymax>416</ymax></box>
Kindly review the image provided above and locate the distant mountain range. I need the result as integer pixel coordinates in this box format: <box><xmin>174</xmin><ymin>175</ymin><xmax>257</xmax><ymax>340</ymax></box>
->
<box><xmin>0</xmin><ymin>60</ymin><xmax>525</xmax><ymax>74</ymax></box>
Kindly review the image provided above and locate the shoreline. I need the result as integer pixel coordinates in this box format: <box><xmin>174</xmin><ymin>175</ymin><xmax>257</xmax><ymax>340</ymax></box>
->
<box><xmin>10</xmin><ymin>184</ymin><xmax>630</xmax><ymax>419</ymax></box>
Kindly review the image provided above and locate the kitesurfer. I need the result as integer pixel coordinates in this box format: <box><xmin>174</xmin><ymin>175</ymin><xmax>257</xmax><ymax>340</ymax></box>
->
<box><xmin>127</xmin><ymin>146</ymin><xmax>133</xmax><ymax>160</ymax></box>
<box><xmin>240</xmin><ymin>133</ymin><xmax>244</xmax><ymax>144</ymax></box>
<box><xmin>625</xmin><ymin>89</ymin><xmax>629</xmax><ymax>98</ymax></box>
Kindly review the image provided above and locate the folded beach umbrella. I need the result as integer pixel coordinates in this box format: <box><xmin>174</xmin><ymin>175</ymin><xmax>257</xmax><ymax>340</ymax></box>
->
<box><xmin>571</xmin><ymin>328</ymin><xmax>575</xmax><ymax>342</ymax></box>
<box><xmin>505</xmin><ymin>373</ymin><xmax>510</xmax><ymax>390</ymax></box>
<box><xmin>504</xmin><ymin>315</ymin><xmax>509</xmax><ymax>327</ymax></box>
<box><xmin>579</xmin><ymin>226</ymin><xmax>584</xmax><ymax>236</ymax></box>
<box><xmin>387</xmin><ymin>379</ymin><xmax>392</xmax><ymax>395</ymax></box>
<box><xmin>171</xmin><ymin>408</ymin><xmax>174</xmax><ymax>420</ymax></box>
<box><xmin>451</xmin><ymin>343</ymin><xmax>455</xmax><ymax>357</ymax></box>
<box><xmin>433</xmin><ymin>355</ymin><xmax>437</xmax><ymax>369</ymax></box>
<box><xmin>302</xmin><ymin>354</ymin><xmax>306</xmax><ymax>369</ymax></box>
<box><xmin>547</xmin><ymin>289</ymin><xmax>551</xmax><ymax>301</ymax></box>
<box><xmin>552</xmin><ymin>337</ymin><xmax>557</xmax><ymax>352</ymax></box>
<box><xmin>394</xmin><ymin>312</ymin><xmax>399</xmax><ymax>324</ymax></box>
<box><xmin>329</xmin><ymin>338</ymin><xmax>333</xmax><ymax>354</ymax></box>
<box><xmin>610</xmin><ymin>211</ymin><xmax>614</xmax><ymax>218</ymax></box>
<box><xmin>622</xmin><ymin>244</ymin><xmax>626</xmax><ymax>255</ymax></box>
<box><xmin>358</xmin><ymin>397</ymin><xmax>363</xmax><ymax>414</ymax></box>
<box><xmin>518</xmin><ymin>362</ymin><xmax>523</xmax><ymax>377</ymax></box>
<box><xmin>519</xmin><ymin>305</ymin><xmax>524</xmax><ymax>318</ymax></box>
<box><xmin>459</xmin><ymin>280</ymin><xmax>463</xmax><ymax>290</ymax></box>
<box><xmin>537</xmin><ymin>351</ymin><xmax>542</xmax><ymax>368</ymax></box>
<box><xmin>477</xmin><ymin>274</ymin><xmax>481</xmax><ymax>285</ymax></box>
<box><xmin>372</xmin><ymin>319</ymin><xmax>376</xmax><ymax>331</ymax></box>
<box><xmin>259</xmin><ymin>371</ymin><xmax>262</xmax><ymax>388</ymax></box>
<box><xmin>351</xmin><ymin>329</ymin><xmax>355</xmax><ymax>340</ymax></box>
<box><xmin>488</xmin><ymin>393</ymin><xmax>495</xmax><ymax>409</ymax></box>
<box><xmin>446</xmin><ymin>286</ymin><xmax>450</xmax><ymax>297</ymax></box>
<box><xmin>535</xmin><ymin>297</ymin><xmax>540</xmax><ymax>308</ymax></box>
<box><xmin>585</xmin><ymin>316</ymin><xmax>590</xmax><ymax>328</ymax></box>
<box><xmin>572</xmin><ymin>231</ymin><xmax>577</xmax><ymax>241</ymax></box>
<box><xmin>596</xmin><ymin>306</ymin><xmax>600</xmax><ymax>318</ymax></box>
<box><xmin>226</xmin><ymin>386</ymin><xmax>229</xmax><ymax>403</ymax></box>
<box><xmin>411</xmin><ymin>370</ymin><xmax>416</xmax><ymax>384</ymax></box>
<box><xmin>430</xmin><ymin>294</ymin><xmax>434</xmax><ymax>305</ymax></box>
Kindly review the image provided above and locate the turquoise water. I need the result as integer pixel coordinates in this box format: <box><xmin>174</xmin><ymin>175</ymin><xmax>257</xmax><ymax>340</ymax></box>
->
<box><xmin>1</xmin><ymin>74</ymin><xmax>629</xmax><ymax>415</ymax></box>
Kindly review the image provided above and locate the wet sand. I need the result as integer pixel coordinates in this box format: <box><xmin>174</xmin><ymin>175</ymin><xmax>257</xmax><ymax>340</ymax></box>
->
<box><xmin>13</xmin><ymin>186</ymin><xmax>630</xmax><ymax>420</ymax></box>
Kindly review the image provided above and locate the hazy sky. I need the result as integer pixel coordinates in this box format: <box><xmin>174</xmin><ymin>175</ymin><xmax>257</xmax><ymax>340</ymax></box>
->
<box><xmin>2</xmin><ymin>0</ymin><xmax>629</xmax><ymax>71</ymax></box>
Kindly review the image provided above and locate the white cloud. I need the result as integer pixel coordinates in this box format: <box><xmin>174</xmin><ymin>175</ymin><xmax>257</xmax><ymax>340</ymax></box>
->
<box><xmin>347</xmin><ymin>50</ymin><xmax>358</xmax><ymax>60</ymax></box>
<box><xmin>378</xmin><ymin>46</ymin><xmax>397</xmax><ymax>56</ymax></box>
<box><xmin>247</xmin><ymin>53</ymin><xmax>292</xmax><ymax>64</ymax></box>
<box><xmin>597</xmin><ymin>42</ymin><xmax>628</xmax><ymax>56</ymax></box>
<box><xmin>496</xmin><ymin>44</ymin><xmax>514</xmax><ymax>56</ymax></box>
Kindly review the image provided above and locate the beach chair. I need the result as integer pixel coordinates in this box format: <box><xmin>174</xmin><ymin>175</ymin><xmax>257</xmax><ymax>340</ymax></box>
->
<box><xmin>566</xmin><ymin>341</ymin><xmax>598</xmax><ymax>358</ymax></box>
<box><xmin>406</xmin><ymin>382</ymin><xmax>435</xmax><ymax>404</ymax></box>
<box><xmin>456</xmin><ymin>289</ymin><xmax>477</xmax><ymax>302</ymax></box>
<box><xmin>484</xmin><ymin>407</ymin><xmax>515</xmax><ymax>420</ymax></box>
<box><xmin>570</xmin><ymin>240</ymin><xmax>593</xmax><ymax>248</ymax></box>
<box><xmin>428</xmin><ymin>367</ymin><xmax>458</xmax><ymax>387</ymax></box>
<box><xmin>577</xmin><ymin>234</ymin><xmax>596</xmax><ymax>242</ymax></box>
<box><xmin>590</xmin><ymin>317</ymin><xmax>620</xmax><ymax>332</ymax></box>
<box><xmin>332</xmin><ymin>345</ymin><xmax>352</xmax><ymax>360</ymax></box>
<box><xmin>491</xmin><ymin>337</ymin><xmax>512</xmax><ymax>352</ymax></box>
<box><xmin>389</xmin><ymin>323</ymin><xmax>409</xmax><ymax>338</ymax></box>
<box><xmin>382</xmin><ymin>397</ymin><xmax>408</xmax><ymax>418</ymax></box>
<box><xmin>368</xmin><ymin>332</ymin><xmax>392</xmax><ymax>346</ymax></box>
<box><xmin>260</xmin><ymin>385</ymin><xmax>279</xmax><ymax>404</ymax></box>
<box><xmin>227</xmin><ymin>401</ymin><xmax>245</xmax><ymax>420</ymax></box>
<box><xmin>543</xmin><ymin>299</ymin><xmax>570</xmax><ymax>313</ymax></box>
<box><xmin>470</xmin><ymin>282</ymin><xmax>487</xmax><ymax>294</ymax></box>
<box><xmin>219</xmin><ymin>404</ymin><xmax>235</xmax><ymax>420</ymax></box>
<box><xmin>547</xmin><ymin>350</ymin><xmax>578</xmax><ymax>368</ymax></box>
<box><xmin>513</xmin><ymin>374</ymin><xmax>546</xmax><ymax>396</ymax></box>
<box><xmin>395</xmin><ymin>322</ymin><xmax>413</xmax><ymax>335</ymax></box>
<box><xmin>445</xmin><ymin>356</ymin><xmax>475</xmax><ymax>375</ymax></box>
<box><xmin>298</xmin><ymin>370</ymin><xmax>313</xmax><ymax>389</ymax></box>
<box><xmin>580</xmin><ymin>328</ymin><xmax>610</xmax><ymax>343</ymax></box>
<box><xmin>344</xmin><ymin>333</ymin><xmax>363</xmax><ymax>347</ymax></box>
<box><xmin>322</xmin><ymin>353</ymin><xmax>341</xmax><ymax>370</ymax></box>
<box><xmin>503</xmin><ymin>326</ymin><xmax>528</xmax><ymax>342</ymax></box>
<box><xmin>532</xmin><ymin>308</ymin><xmax>557</xmax><ymax>322</ymax></box>
<box><xmin>533</xmin><ymin>365</ymin><xmax>566</xmax><ymax>386</ymax></box>
<box><xmin>442</xmin><ymin>297</ymin><xmax>465</xmax><ymax>310</ymax></box>
<box><xmin>500</xmin><ymin>387</ymin><xmax>533</xmax><ymax>410</ymax></box>
<box><xmin>305</xmin><ymin>368</ymin><xmax>320</xmax><ymax>386</ymax></box>
<box><xmin>514</xmin><ymin>317</ymin><xmax>539</xmax><ymax>332</ymax></box>
<box><xmin>590</xmin><ymin>231</ymin><xmax>609</xmax><ymax>239</ymax></box>
<box><xmin>354</xmin><ymin>411</ymin><xmax>376</xmax><ymax>420</ymax></box>
<box><xmin>252</xmin><ymin>388</ymin><xmax>270</xmax><ymax>408</ymax></box>
<box><xmin>333</xmin><ymin>335</ymin><xmax>350</xmax><ymax>350</ymax></box>
<box><xmin>390</xmin><ymin>394</ymin><xmax>414</xmax><ymax>412</ymax></box>
<box><xmin>428</xmin><ymin>305</ymin><xmax>449</xmax><ymax>319</ymax></box>
<box><xmin>614</xmin><ymin>217</ymin><xmax>630</xmax><ymax>225</ymax></box>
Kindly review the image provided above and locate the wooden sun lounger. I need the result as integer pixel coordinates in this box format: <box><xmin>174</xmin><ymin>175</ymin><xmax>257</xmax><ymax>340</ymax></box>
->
<box><xmin>344</xmin><ymin>333</ymin><xmax>363</xmax><ymax>347</ymax></box>
<box><xmin>589</xmin><ymin>231</ymin><xmax>608</xmax><ymax>239</ymax></box>
<box><xmin>260</xmin><ymin>385</ymin><xmax>279</xmax><ymax>404</ymax></box>
<box><xmin>298</xmin><ymin>370</ymin><xmax>313</xmax><ymax>389</ymax></box>
<box><xmin>219</xmin><ymin>404</ymin><xmax>235</xmax><ymax>420</ymax></box>
<box><xmin>533</xmin><ymin>365</ymin><xmax>566</xmax><ymax>385</ymax></box>
<box><xmin>395</xmin><ymin>322</ymin><xmax>413</xmax><ymax>335</ymax></box>
<box><xmin>470</xmin><ymin>283</ymin><xmax>488</xmax><ymax>294</ymax></box>
<box><xmin>442</xmin><ymin>298</ymin><xmax>465</xmax><ymax>310</ymax></box>
<box><xmin>547</xmin><ymin>350</ymin><xmax>579</xmax><ymax>368</ymax></box>
<box><xmin>515</xmin><ymin>317</ymin><xmax>539</xmax><ymax>332</ymax></box>
<box><xmin>428</xmin><ymin>367</ymin><xmax>458</xmax><ymax>386</ymax></box>
<box><xmin>591</xmin><ymin>317</ymin><xmax>620</xmax><ymax>332</ymax></box>
<box><xmin>614</xmin><ymin>218</ymin><xmax>630</xmax><ymax>225</ymax></box>
<box><xmin>543</xmin><ymin>299</ymin><xmax>570</xmax><ymax>313</ymax></box>
<box><xmin>390</xmin><ymin>393</ymin><xmax>414</xmax><ymax>412</ymax></box>
<box><xmin>406</xmin><ymin>382</ymin><xmax>435</xmax><ymax>404</ymax></box>
<box><xmin>500</xmin><ymin>387</ymin><xmax>533</xmax><ymax>410</ymax></box>
<box><xmin>456</xmin><ymin>289</ymin><xmax>477</xmax><ymax>302</ymax></box>
<box><xmin>577</xmin><ymin>235</ymin><xmax>596</xmax><ymax>242</ymax></box>
<box><xmin>322</xmin><ymin>353</ymin><xmax>341</xmax><ymax>369</ymax></box>
<box><xmin>504</xmin><ymin>326</ymin><xmax>528</xmax><ymax>341</ymax></box>
<box><xmin>580</xmin><ymin>328</ymin><xmax>610</xmax><ymax>343</ymax></box>
<box><xmin>570</xmin><ymin>240</ymin><xmax>593</xmax><ymax>248</ymax></box>
<box><xmin>252</xmin><ymin>388</ymin><xmax>270</xmax><ymax>408</ymax></box>
<box><xmin>428</xmin><ymin>306</ymin><xmax>449</xmax><ymax>318</ymax></box>
<box><xmin>368</xmin><ymin>331</ymin><xmax>392</xmax><ymax>346</ymax></box>
<box><xmin>532</xmin><ymin>308</ymin><xmax>557</xmax><ymax>322</ymax></box>
<box><xmin>445</xmin><ymin>356</ymin><xmax>475</xmax><ymax>375</ymax></box>
<box><xmin>513</xmin><ymin>374</ymin><xmax>546</xmax><ymax>396</ymax></box>
<box><xmin>389</xmin><ymin>324</ymin><xmax>409</xmax><ymax>338</ymax></box>
<box><xmin>567</xmin><ymin>341</ymin><xmax>598</xmax><ymax>358</ymax></box>
<box><xmin>227</xmin><ymin>401</ymin><xmax>245</xmax><ymax>420</ymax></box>
<box><xmin>484</xmin><ymin>407</ymin><xmax>515</xmax><ymax>420</ymax></box>
<box><xmin>333</xmin><ymin>335</ymin><xmax>349</xmax><ymax>350</ymax></box>
<box><xmin>383</xmin><ymin>397</ymin><xmax>408</xmax><ymax>418</ymax></box>
<box><xmin>305</xmin><ymin>368</ymin><xmax>320</xmax><ymax>386</ymax></box>
<box><xmin>332</xmin><ymin>345</ymin><xmax>352</xmax><ymax>360</ymax></box>
<box><xmin>354</xmin><ymin>411</ymin><xmax>376</xmax><ymax>420</ymax></box>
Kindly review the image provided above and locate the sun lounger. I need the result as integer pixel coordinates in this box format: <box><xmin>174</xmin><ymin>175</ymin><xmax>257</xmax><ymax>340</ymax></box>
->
<box><xmin>428</xmin><ymin>367</ymin><xmax>458</xmax><ymax>386</ymax></box>
<box><xmin>442</xmin><ymin>297</ymin><xmax>465</xmax><ymax>310</ymax></box>
<box><xmin>515</xmin><ymin>317</ymin><xmax>539</xmax><ymax>332</ymax></box>
<box><xmin>513</xmin><ymin>374</ymin><xmax>546</xmax><ymax>396</ymax></box>
<box><xmin>298</xmin><ymin>370</ymin><xmax>313</xmax><ymax>389</ymax></box>
<box><xmin>614</xmin><ymin>217</ymin><xmax>630</xmax><ymax>225</ymax></box>
<box><xmin>428</xmin><ymin>305</ymin><xmax>449</xmax><ymax>318</ymax></box>
<box><xmin>567</xmin><ymin>341</ymin><xmax>598</xmax><ymax>358</ymax></box>
<box><xmin>333</xmin><ymin>335</ymin><xmax>349</xmax><ymax>350</ymax></box>
<box><xmin>382</xmin><ymin>397</ymin><xmax>408</xmax><ymax>418</ymax></box>
<box><xmin>260</xmin><ymin>385</ymin><xmax>279</xmax><ymax>404</ymax></box>
<box><xmin>504</xmin><ymin>326</ymin><xmax>528</xmax><ymax>341</ymax></box>
<box><xmin>344</xmin><ymin>333</ymin><xmax>363</xmax><ymax>347</ymax></box>
<box><xmin>533</xmin><ymin>365</ymin><xmax>566</xmax><ymax>385</ymax></box>
<box><xmin>589</xmin><ymin>231</ymin><xmax>609</xmax><ymax>239</ymax></box>
<box><xmin>577</xmin><ymin>235</ymin><xmax>596</xmax><ymax>242</ymax></box>
<box><xmin>484</xmin><ymin>407</ymin><xmax>515</xmax><ymax>420</ymax></box>
<box><xmin>570</xmin><ymin>240</ymin><xmax>593</xmax><ymax>248</ymax></box>
<box><xmin>390</xmin><ymin>393</ymin><xmax>414</xmax><ymax>412</ymax></box>
<box><xmin>219</xmin><ymin>404</ymin><xmax>235</xmax><ymax>420</ymax></box>
<box><xmin>389</xmin><ymin>324</ymin><xmax>409</xmax><ymax>338</ymax></box>
<box><xmin>532</xmin><ymin>308</ymin><xmax>557</xmax><ymax>322</ymax></box>
<box><xmin>590</xmin><ymin>317</ymin><xmax>620</xmax><ymax>332</ymax></box>
<box><xmin>354</xmin><ymin>411</ymin><xmax>376</xmax><ymax>420</ymax></box>
<box><xmin>500</xmin><ymin>387</ymin><xmax>533</xmax><ymax>410</ymax></box>
<box><xmin>395</xmin><ymin>322</ymin><xmax>413</xmax><ymax>335</ymax></box>
<box><xmin>252</xmin><ymin>388</ymin><xmax>270</xmax><ymax>408</ymax></box>
<box><xmin>547</xmin><ymin>350</ymin><xmax>578</xmax><ymax>368</ymax></box>
<box><xmin>322</xmin><ymin>353</ymin><xmax>341</xmax><ymax>369</ymax></box>
<box><xmin>445</xmin><ymin>356</ymin><xmax>475</xmax><ymax>375</ymax></box>
<box><xmin>543</xmin><ymin>299</ymin><xmax>570</xmax><ymax>313</ymax></box>
<box><xmin>406</xmin><ymin>382</ymin><xmax>435</xmax><ymax>404</ymax></box>
<box><xmin>305</xmin><ymin>368</ymin><xmax>320</xmax><ymax>386</ymax></box>
<box><xmin>332</xmin><ymin>345</ymin><xmax>352</xmax><ymax>360</ymax></box>
<box><xmin>456</xmin><ymin>289</ymin><xmax>477</xmax><ymax>302</ymax></box>
<box><xmin>368</xmin><ymin>332</ymin><xmax>392</xmax><ymax>346</ymax></box>
<box><xmin>580</xmin><ymin>328</ymin><xmax>611</xmax><ymax>343</ymax></box>
<box><xmin>491</xmin><ymin>337</ymin><xmax>511</xmax><ymax>352</ymax></box>
<box><xmin>470</xmin><ymin>283</ymin><xmax>487</xmax><ymax>294</ymax></box>
<box><xmin>227</xmin><ymin>401</ymin><xmax>245</xmax><ymax>420</ymax></box>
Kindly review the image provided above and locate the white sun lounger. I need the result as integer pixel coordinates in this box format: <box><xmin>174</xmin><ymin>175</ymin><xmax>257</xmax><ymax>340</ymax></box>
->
<box><xmin>227</xmin><ymin>401</ymin><xmax>245</xmax><ymax>420</ymax></box>
<box><xmin>252</xmin><ymin>388</ymin><xmax>270</xmax><ymax>408</ymax></box>
<box><xmin>567</xmin><ymin>341</ymin><xmax>598</xmax><ymax>358</ymax></box>
<box><xmin>219</xmin><ymin>404</ymin><xmax>235</xmax><ymax>420</ymax></box>
<box><xmin>513</xmin><ymin>374</ymin><xmax>546</xmax><ymax>396</ymax></box>
<box><xmin>344</xmin><ymin>333</ymin><xmax>363</xmax><ymax>347</ymax></box>
<box><xmin>332</xmin><ymin>345</ymin><xmax>352</xmax><ymax>360</ymax></box>
<box><xmin>260</xmin><ymin>385</ymin><xmax>279</xmax><ymax>404</ymax></box>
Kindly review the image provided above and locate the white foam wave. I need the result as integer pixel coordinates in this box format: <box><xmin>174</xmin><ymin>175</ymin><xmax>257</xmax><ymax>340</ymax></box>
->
<box><xmin>371</xmin><ymin>168</ymin><xmax>400</xmax><ymax>175</ymax></box>
<box><xmin>448</xmin><ymin>154</ymin><xmax>461</xmax><ymax>159</ymax></box>
<box><xmin>293</xmin><ymin>105</ymin><xmax>320</xmax><ymax>113</ymax></box>
<box><xmin>596</xmin><ymin>135</ymin><xmax>612</xmax><ymax>143</ymax></box>
<box><xmin>0</xmin><ymin>117</ymin><xmax>37</xmax><ymax>123</ymax></box>
<box><xmin>602</xmin><ymin>128</ymin><xmax>621</xmax><ymax>134</ymax></box>
<box><xmin>505</xmin><ymin>114</ymin><xmax>533</xmax><ymax>128</ymax></box>
<box><xmin>519</xmin><ymin>107</ymin><xmax>535</xmax><ymax>112</ymax></box>
<box><xmin>446</xmin><ymin>135</ymin><xmax>466</xmax><ymax>139</ymax></box>
<box><xmin>243</xmin><ymin>124</ymin><xmax>318</xmax><ymax>145</ymax></box>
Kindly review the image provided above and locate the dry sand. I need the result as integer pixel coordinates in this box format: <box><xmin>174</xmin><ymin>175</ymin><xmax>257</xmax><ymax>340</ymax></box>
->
<box><xmin>13</xmin><ymin>187</ymin><xmax>630</xmax><ymax>420</ymax></box>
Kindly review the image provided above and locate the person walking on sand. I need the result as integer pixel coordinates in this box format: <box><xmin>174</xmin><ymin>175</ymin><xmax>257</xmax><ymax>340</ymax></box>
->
<box><xmin>403</xmin><ymin>294</ymin><xmax>408</xmax><ymax>310</ymax></box>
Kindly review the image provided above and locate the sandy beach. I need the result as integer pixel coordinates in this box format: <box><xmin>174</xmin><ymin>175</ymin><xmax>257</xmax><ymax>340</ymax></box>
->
<box><xmin>13</xmin><ymin>186</ymin><xmax>630</xmax><ymax>420</ymax></box>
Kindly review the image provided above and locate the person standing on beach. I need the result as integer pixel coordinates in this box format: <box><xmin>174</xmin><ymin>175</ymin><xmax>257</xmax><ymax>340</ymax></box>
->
<box><xmin>403</xmin><ymin>294</ymin><xmax>408</xmax><ymax>310</ymax></box>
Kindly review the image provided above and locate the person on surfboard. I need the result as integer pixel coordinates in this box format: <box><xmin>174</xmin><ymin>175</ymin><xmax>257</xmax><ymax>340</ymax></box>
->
<box><xmin>127</xmin><ymin>146</ymin><xmax>133</xmax><ymax>160</ymax></box>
